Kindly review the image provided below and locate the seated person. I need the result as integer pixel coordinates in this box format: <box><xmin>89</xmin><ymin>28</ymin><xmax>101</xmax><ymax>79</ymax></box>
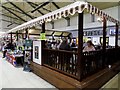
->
<box><xmin>83</xmin><ymin>40</ymin><xmax>95</xmax><ymax>52</ymax></box>
<box><xmin>71</xmin><ymin>40</ymin><xmax>76</xmax><ymax>47</ymax></box>
<box><xmin>59</xmin><ymin>39</ymin><xmax>71</xmax><ymax>51</ymax></box>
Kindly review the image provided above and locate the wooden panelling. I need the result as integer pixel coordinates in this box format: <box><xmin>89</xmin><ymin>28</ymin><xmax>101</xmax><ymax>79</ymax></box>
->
<box><xmin>30</xmin><ymin>61</ymin><xmax>120</xmax><ymax>89</ymax></box>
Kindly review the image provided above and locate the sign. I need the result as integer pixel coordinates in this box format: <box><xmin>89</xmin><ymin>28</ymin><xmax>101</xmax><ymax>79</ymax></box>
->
<box><xmin>109</xmin><ymin>29</ymin><xmax>120</xmax><ymax>35</ymax></box>
<box><xmin>40</xmin><ymin>33</ymin><xmax>46</xmax><ymax>40</ymax></box>
<box><xmin>84</xmin><ymin>30</ymin><xmax>103</xmax><ymax>36</ymax></box>
<box><xmin>33</xmin><ymin>40</ymin><xmax>41</xmax><ymax>65</ymax></box>
<box><xmin>109</xmin><ymin>29</ymin><xmax>115</xmax><ymax>35</ymax></box>
<box><xmin>25</xmin><ymin>40</ymin><xmax>32</xmax><ymax>46</ymax></box>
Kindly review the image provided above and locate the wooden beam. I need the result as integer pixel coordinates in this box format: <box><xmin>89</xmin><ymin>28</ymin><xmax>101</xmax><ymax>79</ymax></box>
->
<box><xmin>77</xmin><ymin>12</ymin><xmax>84</xmax><ymax>81</ymax></box>
<box><xmin>115</xmin><ymin>24</ymin><xmax>119</xmax><ymax>48</ymax></box>
<box><xmin>102</xmin><ymin>17</ymin><xmax>107</xmax><ymax>67</ymax></box>
<box><xmin>41</xmin><ymin>22</ymin><xmax>45</xmax><ymax>65</ymax></box>
<box><xmin>103</xmin><ymin>17</ymin><xmax>107</xmax><ymax>51</ymax></box>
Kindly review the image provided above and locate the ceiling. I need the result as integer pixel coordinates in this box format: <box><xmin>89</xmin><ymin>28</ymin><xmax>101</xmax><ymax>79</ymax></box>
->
<box><xmin>0</xmin><ymin>0</ymin><xmax>119</xmax><ymax>26</ymax></box>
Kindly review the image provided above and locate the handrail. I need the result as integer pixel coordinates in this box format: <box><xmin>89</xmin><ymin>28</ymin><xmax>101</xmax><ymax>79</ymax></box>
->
<box><xmin>43</xmin><ymin>48</ymin><xmax>78</xmax><ymax>54</ymax></box>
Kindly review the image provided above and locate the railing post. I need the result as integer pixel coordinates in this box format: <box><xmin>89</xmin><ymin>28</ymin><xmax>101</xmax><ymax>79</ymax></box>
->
<box><xmin>41</xmin><ymin>22</ymin><xmax>45</xmax><ymax>65</ymax></box>
<box><xmin>78</xmin><ymin>12</ymin><xmax>83</xmax><ymax>81</ymax></box>
<box><xmin>102</xmin><ymin>17</ymin><xmax>107</xmax><ymax>67</ymax></box>
<box><xmin>115</xmin><ymin>23</ymin><xmax>119</xmax><ymax>48</ymax></box>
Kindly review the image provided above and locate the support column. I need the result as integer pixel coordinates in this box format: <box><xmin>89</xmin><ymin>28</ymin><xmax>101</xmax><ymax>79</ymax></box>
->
<box><xmin>10</xmin><ymin>32</ymin><xmax>13</xmax><ymax>44</ymax></box>
<box><xmin>25</xmin><ymin>29</ymin><xmax>28</xmax><ymax>39</ymax></box>
<box><xmin>115</xmin><ymin>24</ymin><xmax>119</xmax><ymax>48</ymax></box>
<box><xmin>41</xmin><ymin>22</ymin><xmax>45</xmax><ymax>65</ymax></box>
<box><xmin>78</xmin><ymin>12</ymin><xmax>83</xmax><ymax>81</ymax></box>
<box><xmin>102</xmin><ymin>17</ymin><xmax>107</xmax><ymax>67</ymax></box>
<box><xmin>16</xmin><ymin>31</ymin><xmax>18</xmax><ymax>41</ymax></box>
<box><xmin>23</xmin><ymin>29</ymin><xmax>28</xmax><ymax>57</ymax></box>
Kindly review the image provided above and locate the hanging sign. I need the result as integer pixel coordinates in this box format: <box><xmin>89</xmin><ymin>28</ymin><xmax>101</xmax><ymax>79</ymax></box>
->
<box><xmin>40</xmin><ymin>33</ymin><xmax>46</xmax><ymax>40</ymax></box>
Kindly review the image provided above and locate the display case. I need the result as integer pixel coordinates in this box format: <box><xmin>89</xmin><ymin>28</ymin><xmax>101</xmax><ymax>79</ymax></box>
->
<box><xmin>6</xmin><ymin>49</ymin><xmax>24</xmax><ymax>67</ymax></box>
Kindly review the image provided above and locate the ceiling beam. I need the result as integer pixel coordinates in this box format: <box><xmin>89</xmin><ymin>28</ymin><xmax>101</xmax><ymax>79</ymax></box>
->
<box><xmin>1</xmin><ymin>13</ymin><xmax>19</xmax><ymax>20</ymax></box>
<box><xmin>2</xmin><ymin>5</ymin><xmax>27</xmax><ymax>22</ymax></box>
<box><xmin>29</xmin><ymin>2</ymin><xmax>41</xmax><ymax>6</ymax></box>
<box><xmin>1</xmin><ymin>19</ymin><xmax>21</xmax><ymax>25</ymax></box>
<box><xmin>25</xmin><ymin>1</ymin><xmax>44</xmax><ymax>15</ymax></box>
<box><xmin>31</xmin><ymin>2</ymin><xmax>50</xmax><ymax>13</ymax></box>
<box><xmin>6</xmin><ymin>0</ymin><xmax>34</xmax><ymax>19</ymax></box>
<box><xmin>52</xmin><ymin>2</ymin><xmax>60</xmax><ymax>9</ymax></box>
<box><xmin>30</xmin><ymin>2</ymin><xmax>51</xmax><ymax>12</ymax></box>
<box><xmin>6</xmin><ymin>7</ymin><xmax>23</xmax><ymax>14</ymax></box>
<box><xmin>42</xmin><ymin>7</ymin><xmax>51</xmax><ymax>12</ymax></box>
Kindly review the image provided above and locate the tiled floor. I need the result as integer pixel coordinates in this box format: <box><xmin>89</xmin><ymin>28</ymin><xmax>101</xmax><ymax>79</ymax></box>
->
<box><xmin>0</xmin><ymin>53</ymin><xmax>56</xmax><ymax>89</ymax></box>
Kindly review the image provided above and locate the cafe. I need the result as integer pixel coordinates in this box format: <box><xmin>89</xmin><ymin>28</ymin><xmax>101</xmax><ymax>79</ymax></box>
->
<box><xmin>2</xmin><ymin>1</ymin><xmax>120</xmax><ymax>89</ymax></box>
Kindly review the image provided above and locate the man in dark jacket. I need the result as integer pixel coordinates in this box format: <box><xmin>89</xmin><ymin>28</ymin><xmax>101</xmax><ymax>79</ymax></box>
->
<box><xmin>59</xmin><ymin>39</ymin><xmax>71</xmax><ymax>51</ymax></box>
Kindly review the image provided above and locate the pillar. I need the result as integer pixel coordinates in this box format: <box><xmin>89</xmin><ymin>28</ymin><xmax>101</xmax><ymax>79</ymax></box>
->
<box><xmin>16</xmin><ymin>31</ymin><xmax>18</xmax><ymax>41</ymax></box>
<box><xmin>102</xmin><ymin>17</ymin><xmax>107</xmax><ymax>67</ymax></box>
<box><xmin>103</xmin><ymin>17</ymin><xmax>107</xmax><ymax>52</ymax></box>
<box><xmin>115</xmin><ymin>23</ymin><xmax>119</xmax><ymax>48</ymax></box>
<box><xmin>41</xmin><ymin>22</ymin><xmax>45</xmax><ymax>65</ymax></box>
<box><xmin>10</xmin><ymin>32</ymin><xmax>12</xmax><ymax>44</ymax></box>
<box><xmin>77</xmin><ymin>12</ymin><xmax>84</xmax><ymax>81</ymax></box>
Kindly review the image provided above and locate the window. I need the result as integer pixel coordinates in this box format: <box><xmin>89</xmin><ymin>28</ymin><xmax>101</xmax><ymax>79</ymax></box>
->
<box><xmin>91</xmin><ymin>14</ymin><xmax>95</xmax><ymax>22</ymax></box>
<box><xmin>67</xmin><ymin>18</ymin><xmax>70</xmax><ymax>26</ymax></box>
<box><xmin>51</xmin><ymin>22</ymin><xmax>54</xmax><ymax>29</ymax></box>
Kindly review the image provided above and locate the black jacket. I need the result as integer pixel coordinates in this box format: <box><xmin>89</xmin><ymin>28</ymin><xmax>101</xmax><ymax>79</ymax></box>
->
<box><xmin>59</xmin><ymin>42</ymin><xmax>71</xmax><ymax>51</ymax></box>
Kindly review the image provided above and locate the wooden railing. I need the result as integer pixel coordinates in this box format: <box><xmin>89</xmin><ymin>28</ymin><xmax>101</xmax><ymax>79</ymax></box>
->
<box><xmin>82</xmin><ymin>50</ymin><xmax>103</xmax><ymax>78</ymax></box>
<box><xmin>43</xmin><ymin>48</ymin><xmax>78</xmax><ymax>79</ymax></box>
<box><xmin>43</xmin><ymin>47</ymin><xmax>120</xmax><ymax>80</ymax></box>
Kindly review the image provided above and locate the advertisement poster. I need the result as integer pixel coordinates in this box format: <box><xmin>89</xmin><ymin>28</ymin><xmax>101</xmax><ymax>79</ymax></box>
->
<box><xmin>33</xmin><ymin>40</ymin><xmax>41</xmax><ymax>65</ymax></box>
<box><xmin>35</xmin><ymin>46</ymin><xmax>39</xmax><ymax>59</ymax></box>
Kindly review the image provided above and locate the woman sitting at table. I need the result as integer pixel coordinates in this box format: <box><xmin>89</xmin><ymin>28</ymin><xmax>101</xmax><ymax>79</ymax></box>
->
<box><xmin>83</xmin><ymin>40</ymin><xmax>95</xmax><ymax>52</ymax></box>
